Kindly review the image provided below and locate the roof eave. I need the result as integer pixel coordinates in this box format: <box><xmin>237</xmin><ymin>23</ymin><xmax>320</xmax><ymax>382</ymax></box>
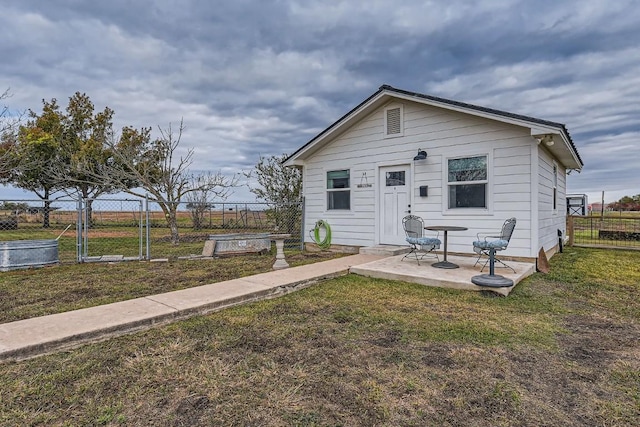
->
<box><xmin>531</xmin><ymin>128</ymin><xmax>583</xmax><ymax>171</ymax></box>
<box><xmin>284</xmin><ymin>84</ymin><xmax>584</xmax><ymax>170</ymax></box>
<box><xmin>283</xmin><ymin>87</ymin><xmax>390</xmax><ymax>166</ymax></box>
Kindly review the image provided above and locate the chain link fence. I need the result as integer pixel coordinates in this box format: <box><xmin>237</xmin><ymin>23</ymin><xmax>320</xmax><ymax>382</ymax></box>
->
<box><xmin>1</xmin><ymin>197</ymin><xmax>304</xmax><ymax>265</ymax></box>
<box><xmin>79</xmin><ymin>198</ymin><xmax>145</xmax><ymax>262</ymax></box>
<box><xmin>145</xmin><ymin>199</ymin><xmax>304</xmax><ymax>260</ymax></box>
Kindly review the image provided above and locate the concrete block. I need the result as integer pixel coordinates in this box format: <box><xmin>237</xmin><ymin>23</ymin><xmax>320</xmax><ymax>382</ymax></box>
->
<box><xmin>202</xmin><ymin>240</ymin><xmax>216</xmax><ymax>257</ymax></box>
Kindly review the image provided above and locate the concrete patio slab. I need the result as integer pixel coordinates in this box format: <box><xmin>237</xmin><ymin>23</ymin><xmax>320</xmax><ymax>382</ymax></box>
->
<box><xmin>350</xmin><ymin>254</ymin><xmax>535</xmax><ymax>296</ymax></box>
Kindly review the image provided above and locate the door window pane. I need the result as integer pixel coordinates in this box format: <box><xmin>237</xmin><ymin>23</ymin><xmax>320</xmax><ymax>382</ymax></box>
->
<box><xmin>386</xmin><ymin>171</ymin><xmax>405</xmax><ymax>186</ymax></box>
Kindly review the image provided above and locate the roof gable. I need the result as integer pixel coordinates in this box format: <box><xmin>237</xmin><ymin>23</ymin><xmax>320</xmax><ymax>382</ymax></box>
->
<box><xmin>284</xmin><ymin>84</ymin><xmax>583</xmax><ymax>170</ymax></box>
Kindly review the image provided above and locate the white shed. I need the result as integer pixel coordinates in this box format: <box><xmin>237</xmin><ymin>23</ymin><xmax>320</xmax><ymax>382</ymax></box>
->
<box><xmin>283</xmin><ymin>85</ymin><xmax>583</xmax><ymax>261</ymax></box>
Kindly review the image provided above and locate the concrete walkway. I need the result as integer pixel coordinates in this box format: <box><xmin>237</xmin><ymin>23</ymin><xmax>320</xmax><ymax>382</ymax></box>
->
<box><xmin>0</xmin><ymin>254</ymin><xmax>384</xmax><ymax>362</ymax></box>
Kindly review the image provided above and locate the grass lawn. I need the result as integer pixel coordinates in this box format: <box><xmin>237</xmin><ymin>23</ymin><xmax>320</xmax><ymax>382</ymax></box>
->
<box><xmin>0</xmin><ymin>249</ymin><xmax>344</xmax><ymax>324</ymax></box>
<box><xmin>0</xmin><ymin>247</ymin><xmax>638</xmax><ymax>426</ymax></box>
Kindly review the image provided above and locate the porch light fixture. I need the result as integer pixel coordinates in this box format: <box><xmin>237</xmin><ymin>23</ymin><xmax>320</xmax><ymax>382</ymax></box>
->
<box><xmin>413</xmin><ymin>149</ymin><xmax>427</xmax><ymax>161</ymax></box>
<box><xmin>535</xmin><ymin>134</ymin><xmax>555</xmax><ymax>146</ymax></box>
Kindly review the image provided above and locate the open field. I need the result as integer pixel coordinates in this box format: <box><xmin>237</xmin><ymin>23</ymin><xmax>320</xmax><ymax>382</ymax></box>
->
<box><xmin>0</xmin><ymin>207</ymin><xmax>271</xmax><ymax>229</ymax></box>
<box><xmin>0</xmin><ymin>247</ymin><xmax>638</xmax><ymax>426</ymax></box>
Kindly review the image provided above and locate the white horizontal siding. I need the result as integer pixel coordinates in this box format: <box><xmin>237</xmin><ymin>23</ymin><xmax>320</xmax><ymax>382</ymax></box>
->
<box><xmin>494</xmin><ymin>182</ymin><xmax>530</xmax><ymax>194</ymax></box>
<box><xmin>537</xmin><ymin>146</ymin><xmax>567</xmax><ymax>252</ymax></box>
<box><xmin>301</xmin><ymin>100</ymin><xmax>536</xmax><ymax>255</ymax></box>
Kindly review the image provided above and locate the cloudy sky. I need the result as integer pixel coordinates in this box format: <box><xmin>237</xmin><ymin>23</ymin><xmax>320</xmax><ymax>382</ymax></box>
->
<box><xmin>1</xmin><ymin>0</ymin><xmax>639</xmax><ymax>203</ymax></box>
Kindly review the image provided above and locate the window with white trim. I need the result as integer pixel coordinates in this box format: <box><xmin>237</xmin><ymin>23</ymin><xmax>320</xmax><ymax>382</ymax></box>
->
<box><xmin>384</xmin><ymin>105</ymin><xmax>403</xmax><ymax>137</ymax></box>
<box><xmin>327</xmin><ymin>169</ymin><xmax>350</xmax><ymax>210</ymax></box>
<box><xmin>447</xmin><ymin>155</ymin><xmax>488</xmax><ymax>209</ymax></box>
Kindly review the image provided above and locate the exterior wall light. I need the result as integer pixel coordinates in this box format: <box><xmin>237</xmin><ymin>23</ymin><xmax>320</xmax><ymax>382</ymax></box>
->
<box><xmin>413</xmin><ymin>149</ymin><xmax>427</xmax><ymax>161</ymax></box>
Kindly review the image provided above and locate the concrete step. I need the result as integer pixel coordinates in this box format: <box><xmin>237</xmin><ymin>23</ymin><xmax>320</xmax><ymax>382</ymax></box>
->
<box><xmin>359</xmin><ymin>245</ymin><xmax>410</xmax><ymax>256</ymax></box>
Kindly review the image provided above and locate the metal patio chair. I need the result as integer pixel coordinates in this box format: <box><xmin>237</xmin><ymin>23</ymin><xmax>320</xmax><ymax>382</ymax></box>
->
<box><xmin>472</xmin><ymin>217</ymin><xmax>517</xmax><ymax>273</ymax></box>
<box><xmin>402</xmin><ymin>215</ymin><xmax>441</xmax><ymax>265</ymax></box>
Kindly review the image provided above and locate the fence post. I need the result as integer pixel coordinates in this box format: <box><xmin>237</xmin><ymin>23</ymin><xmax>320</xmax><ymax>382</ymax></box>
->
<box><xmin>138</xmin><ymin>199</ymin><xmax>143</xmax><ymax>260</ymax></box>
<box><xmin>567</xmin><ymin>215</ymin><xmax>574</xmax><ymax>246</ymax></box>
<box><xmin>83</xmin><ymin>199</ymin><xmax>89</xmax><ymax>259</ymax></box>
<box><xmin>76</xmin><ymin>199</ymin><xmax>83</xmax><ymax>263</ymax></box>
<box><xmin>145</xmin><ymin>194</ymin><xmax>150</xmax><ymax>260</ymax></box>
<box><xmin>300</xmin><ymin>197</ymin><xmax>305</xmax><ymax>251</ymax></box>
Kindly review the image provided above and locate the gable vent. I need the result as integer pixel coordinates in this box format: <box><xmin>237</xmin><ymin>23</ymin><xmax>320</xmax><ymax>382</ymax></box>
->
<box><xmin>386</xmin><ymin>107</ymin><xmax>401</xmax><ymax>135</ymax></box>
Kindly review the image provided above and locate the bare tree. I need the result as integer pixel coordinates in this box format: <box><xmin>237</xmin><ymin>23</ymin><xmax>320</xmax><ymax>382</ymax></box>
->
<box><xmin>186</xmin><ymin>173</ymin><xmax>233</xmax><ymax>230</ymax></box>
<box><xmin>0</xmin><ymin>88</ymin><xmax>26</xmax><ymax>178</ymax></box>
<box><xmin>106</xmin><ymin>120</ymin><xmax>238</xmax><ymax>244</ymax></box>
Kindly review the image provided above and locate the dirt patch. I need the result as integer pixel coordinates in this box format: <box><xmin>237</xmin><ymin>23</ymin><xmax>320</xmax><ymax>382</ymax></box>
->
<box><xmin>368</xmin><ymin>327</ymin><xmax>403</xmax><ymax>348</ymax></box>
<box><xmin>494</xmin><ymin>315</ymin><xmax>640</xmax><ymax>426</ymax></box>
<box><xmin>559</xmin><ymin>314</ymin><xmax>640</xmax><ymax>367</ymax></box>
<box><xmin>173</xmin><ymin>395</ymin><xmax>211</xmax><ymax>427</ymax></box>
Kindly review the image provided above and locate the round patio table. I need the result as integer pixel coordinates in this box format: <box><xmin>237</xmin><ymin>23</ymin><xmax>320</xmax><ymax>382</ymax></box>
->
<box><xmin>424</xmin><ymin>225</ymin><xmax>468</xmax><ymax>269</ymax></box>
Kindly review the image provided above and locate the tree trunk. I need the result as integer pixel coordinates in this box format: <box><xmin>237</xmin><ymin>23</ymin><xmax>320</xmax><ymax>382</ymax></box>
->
<box><xmin>42</xmin><ymin>189</ymin><xmax>50</xmax><ymax>228</ymax></box>
<box><xmin>168</xmin><ymin>208</ymin><xmax>180</xmax><ymax>245</ymax></box>
<box><xmin>86</xmin><ymin>198</ymin><xmax>94</xmax><ymax>229</ymax></box>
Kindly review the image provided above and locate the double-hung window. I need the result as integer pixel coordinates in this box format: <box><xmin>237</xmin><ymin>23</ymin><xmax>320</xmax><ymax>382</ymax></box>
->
<box><xmin>327</xmin><ymin>169</ymin><xmax>350</xmax><ymax>210</ymax></box>
<box><xmin>447</xmin><ymin>155</ymin><xmax>488</xmax><ymax>209</ymax></box>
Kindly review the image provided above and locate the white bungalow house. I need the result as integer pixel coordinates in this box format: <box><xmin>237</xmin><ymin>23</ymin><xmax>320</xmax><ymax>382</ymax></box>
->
<box><xmin>283</xmin><ymin>85</ymin><xmax>583</xmax><ymax>261</ymax></box>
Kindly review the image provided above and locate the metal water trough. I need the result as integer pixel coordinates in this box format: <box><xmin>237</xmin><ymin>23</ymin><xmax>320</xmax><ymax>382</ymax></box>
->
<box><xmin>0</xmin><ymin>239</ymin><xmax>59</xmax><ymax>271</ymax></box>
<box><xmin>209</xmin><ymin>233</ymin><xmax>270</xmax><ymax>255</ymax></box>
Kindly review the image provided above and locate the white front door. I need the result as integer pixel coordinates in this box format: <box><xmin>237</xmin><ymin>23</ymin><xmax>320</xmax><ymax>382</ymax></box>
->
<box><xmin>379</xmin><ymin>164</ymin><xmax>411</xmax><ymax>245</ymax></box>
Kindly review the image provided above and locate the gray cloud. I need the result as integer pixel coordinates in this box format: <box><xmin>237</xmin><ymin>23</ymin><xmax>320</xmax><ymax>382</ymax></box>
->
<box><xmin>1</xmin><ymin>0</ymin><xmax>639</xmax><ymax>203</ymax></box>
